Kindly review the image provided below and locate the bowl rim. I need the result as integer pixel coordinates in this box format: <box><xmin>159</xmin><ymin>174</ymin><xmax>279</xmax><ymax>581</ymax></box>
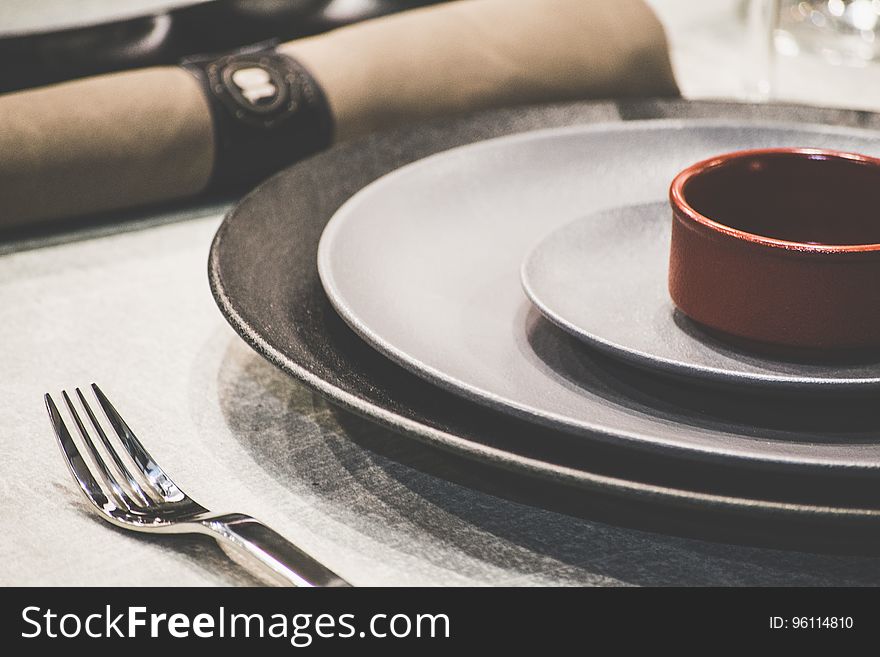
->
<box><xmin>669</xmin><ymin>147</ymin><xmax>880</xmax><ymax>254</ymax></box>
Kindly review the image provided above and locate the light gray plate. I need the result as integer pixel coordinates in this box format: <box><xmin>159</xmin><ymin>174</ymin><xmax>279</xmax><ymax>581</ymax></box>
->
<box><xmin>318</xmin><ymin>120</ymin><xmax>880</xmax><ymax>474</ymax></box>
<box><xmin>521</xmin><ymin>202</ymin><xmax>880</xmax><ymax>393</ymax></box>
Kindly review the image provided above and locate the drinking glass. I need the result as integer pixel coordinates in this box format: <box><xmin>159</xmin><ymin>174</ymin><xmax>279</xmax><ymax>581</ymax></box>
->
<box><xmin>745</xmin><ymin>0</ymin><xmax>880</xmax><ymax>105</ymax></box>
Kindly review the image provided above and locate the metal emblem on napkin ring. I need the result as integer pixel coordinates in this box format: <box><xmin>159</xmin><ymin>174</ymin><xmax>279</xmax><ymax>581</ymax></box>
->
<box><xmin>198</xmin><ymin>52</ymin><xmax>301</xmax><ymax>129</ymax></box>
<box><xmin>227</xmin><ymin>66</ymin><xmax>283</xmax><ymax>110</ymax></box>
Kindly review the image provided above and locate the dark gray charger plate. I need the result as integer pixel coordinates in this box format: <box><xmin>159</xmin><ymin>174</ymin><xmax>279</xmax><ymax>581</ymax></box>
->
<box><xmin>208</xmin><ymin>99</ymin><xmax>880</xmax><ymax>544</ymax></box>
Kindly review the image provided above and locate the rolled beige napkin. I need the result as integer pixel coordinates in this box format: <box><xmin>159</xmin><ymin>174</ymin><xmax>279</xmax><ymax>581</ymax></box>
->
<box><xmin>282</xmin><ymin>0</ymin><xmax>677</xmax><ymax>140</ymax></box>
<box><xmin>0</xmin><ymin>0</ymin><xmax>677</xmax><ymax>229</ymax></box>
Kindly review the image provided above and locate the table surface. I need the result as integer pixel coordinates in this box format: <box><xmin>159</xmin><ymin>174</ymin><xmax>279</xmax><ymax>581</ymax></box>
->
<box><xmin>5</xmin><ymin>0</ymin><xmax>880</xmax><ymax>587</ymax></box>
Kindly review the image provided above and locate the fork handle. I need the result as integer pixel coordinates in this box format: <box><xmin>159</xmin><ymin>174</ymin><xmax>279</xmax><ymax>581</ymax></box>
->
<box><xmin>200</xmin><ymin>514</ymin><xmax>351</xmax><ymax>587</ymax></box>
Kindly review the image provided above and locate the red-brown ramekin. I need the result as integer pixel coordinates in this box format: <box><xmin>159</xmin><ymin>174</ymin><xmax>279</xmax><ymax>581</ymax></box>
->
<box><xmin>669</xmin><ymin>147</ymin><xmax>880</xmax><ymax>351</ymax></box>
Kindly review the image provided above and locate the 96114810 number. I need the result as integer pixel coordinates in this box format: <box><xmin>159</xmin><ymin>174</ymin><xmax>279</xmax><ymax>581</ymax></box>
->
<box><xmin>769</xmin><ymin>617</ymin><xmax>854</xmax><ymax>630</ymax></box>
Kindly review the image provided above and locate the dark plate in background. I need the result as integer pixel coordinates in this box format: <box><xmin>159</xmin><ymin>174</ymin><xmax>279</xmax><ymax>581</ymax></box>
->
<box><xmin>0</xmin><ymin>0</ymin><xmax>446</xmax><ymax>93</ymax></box>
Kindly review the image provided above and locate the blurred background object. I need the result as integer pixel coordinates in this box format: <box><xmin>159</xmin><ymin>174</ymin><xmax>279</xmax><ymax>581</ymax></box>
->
<box><xmin>744</xmin><ymin>0</ymin><xmax>778</xmax><ymax>101</ymax></box>
<box><xmin>4</xmin><ymin>1</ymin><xmax>880</xmax><ymax>111</ymax></box>
<box><xmin>0</xmin><ymin>0</ymin><xmax>446</xmax><ymax>93</ymax></box>
<box><xmin>776</xmin><ymin>0</ymin><xmax>880</xmax><ymax>65</ymax></box>
<box><xmin>646</xmin><ymin>0</ymin><xmax>880</xmax><ymax>110</ymax></box>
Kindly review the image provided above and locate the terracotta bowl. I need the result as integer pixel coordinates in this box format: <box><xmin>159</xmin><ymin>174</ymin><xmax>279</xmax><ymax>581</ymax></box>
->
<box><xmin>669</xmin><ymin>148</ymin><xmax>880</xmax><ymax>351</ymax></box>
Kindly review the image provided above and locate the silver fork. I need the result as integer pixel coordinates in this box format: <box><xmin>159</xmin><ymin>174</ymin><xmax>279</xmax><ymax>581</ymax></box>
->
<box><xmin>45</xmin><ymin>383</ymin><xmax>350</xmax><ymax>587</ymax></box>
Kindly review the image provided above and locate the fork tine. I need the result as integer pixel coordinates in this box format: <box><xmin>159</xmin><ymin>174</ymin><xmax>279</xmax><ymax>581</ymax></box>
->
<box><xmin>76</xmin><ymin>388</ymin><xmax>152</xmax><ymax>508</ymax></box>
<box><xmin>46</xmin><ymin>393</ymin><xmax>117</xmax><ymax>515</ymax></box>
<box><xmin>91</xmin><ymin>383</ymin><xmax>185</xmax><ymax>503</ymax></box>
<box><xmin>62</xmin><ymin>390</ymin><xmax>138</xmax><ymax>511</ymax></box>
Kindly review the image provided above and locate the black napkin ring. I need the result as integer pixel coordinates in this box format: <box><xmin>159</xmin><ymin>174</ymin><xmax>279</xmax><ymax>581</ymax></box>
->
<box><xmin>181</xmin><ymin>42</ymin><xmax>334</xmax><ymax>191</ymax></box>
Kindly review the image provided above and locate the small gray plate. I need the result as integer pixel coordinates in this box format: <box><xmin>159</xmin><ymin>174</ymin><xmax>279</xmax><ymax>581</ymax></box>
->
<box><xmin>521</xmin><ymin>203</ymin><xmax>880</xmax><ymax>393</ymax></box>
